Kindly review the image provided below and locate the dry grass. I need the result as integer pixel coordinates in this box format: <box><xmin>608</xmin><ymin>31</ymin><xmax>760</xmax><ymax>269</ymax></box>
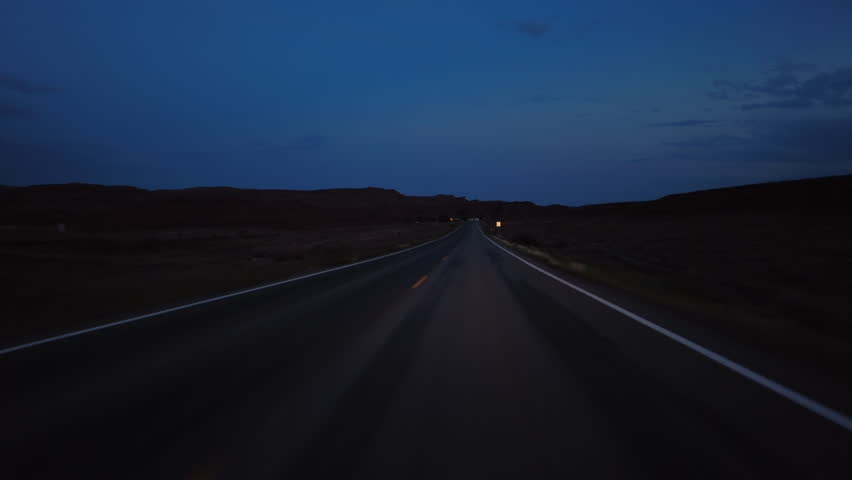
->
<box><xmin>487</xmin><ymin>214</ymin><xmax>852</xmax><ymax>374</ymax></box>
<box><xmin>1</xmin><ymin>223</ymin><xmax>456</xmax><ymax>343</ymax></box>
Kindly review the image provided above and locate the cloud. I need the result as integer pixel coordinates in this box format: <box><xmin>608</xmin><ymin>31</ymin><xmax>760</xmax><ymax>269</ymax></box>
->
<box><xmin>633</xmin><ymin>106</ymin><xmax>661</xmax><ymax>113</ymax></box>
<box><xmin>285</xmin><ymin>135</ymin><xmax>326</xmax><ymax>150</ymax></box>
<box><xmin>752</xmin><ymin>116</ymin><xmax>852</xmax><ymax>159</ymax></box>
<box><xmin>797</xmin><ymin>67</ymin><xmax>852</xmax><ymax>107</ymax></box>
<box><xmin>649</xmin><ymin>119</ymin><xmax>717</xmax><ymax>127</ymax></box>
<box><xmin>663</xmin><ymin>134</ymin><xmax>752</xmax><ymax>148</ymax></box>
<box><xmin>767</xmin><ymin>59</ymin><xmax>817</xmax><ymax>76</ymax></box>
<box><xmin>739</xmin><ymin>98</ymin><xmax>813</xmax><ymax>111</ymax></box>
<box><xmin>513</xmin><ymin>21</ymin><xmax>551</xmax><ymax>38</ymax></box>
<box><xmin>583</xmin><ymin>96</ymin><xmax>617</xmax><ymax>104</ymax></box>
<box><xmin>707</xmin><ymin>61</ymin><xmax>852</xmax><ymax>110</ymax></box>
<box><xmin>660</xmin><ymin>115</ymin><xmax>852</xmax><ymax>166</ymax></box>
<box><xmin>170</xmin><ymin>136</ymin><xmax>329</xmax><ymax>163</ymax></box>
<box><xmin>0</xmin><ymin>101</ymin><xmax>33</xmax><ymax>118</ymax></box>
<box><xmin>0</xmin><ymin>72</ymin><xmax>61</xmax><ymax>95</ymax></box>
<box><xmin>527</xmin><ymin>94</ymin><xmax>562</xmax><ymax>103</ymax></box>
<box><xmin>260</xmin><ymin>135</ymin><xmax>328</xmax><ymax>154</ymax></box>
<box><xmin>707</xmin><ymin>91</ymin><xmax>730</xmax><ymax>101</ymax></box>
<box><xmin>0</xmin><ymin>137</ymin><xmax>113</xmax><ymax>185</ymax></box>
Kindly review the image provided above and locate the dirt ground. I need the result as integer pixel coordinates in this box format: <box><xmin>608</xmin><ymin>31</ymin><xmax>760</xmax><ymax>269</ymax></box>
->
<box><xmin>487</xmin><ymin>212</ymin><xmax>852</xmax><ymax>372</ymax></box>
<box><xmin>1</xmin><ymin>223</ymin><xmax>455</xmax><ymax>344</ymax></box>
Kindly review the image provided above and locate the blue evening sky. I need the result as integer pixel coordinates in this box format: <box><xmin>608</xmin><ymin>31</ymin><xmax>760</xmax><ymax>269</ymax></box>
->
<box><xmin>2</xmin><ymin>0</ymin><xmax>851</xmax><ymax>204</ymax></box>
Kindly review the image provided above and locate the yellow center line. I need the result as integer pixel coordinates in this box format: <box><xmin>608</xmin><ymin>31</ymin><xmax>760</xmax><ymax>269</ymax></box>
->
<box><xmin>411</xmin><ymin>275</ymin><xmax>429</xmax><ymax>289</ymax></box>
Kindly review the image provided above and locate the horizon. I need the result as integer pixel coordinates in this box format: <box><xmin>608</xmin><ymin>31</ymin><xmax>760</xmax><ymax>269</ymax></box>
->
<box><xmin>6</xmin><ymin>171</ymin><xmax>849</xmax><ymax>208</ymax></box>
<box><xmin>2</xmin><ymin>1</ymin><xmax>851</xmax><ymax>204</ymax></box>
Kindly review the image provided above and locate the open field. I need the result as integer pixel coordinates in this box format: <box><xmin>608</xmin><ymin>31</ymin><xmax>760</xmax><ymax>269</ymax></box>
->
<box><xmin>1</xmin><ymin>222</ymin><xmax>455</xmax><ymax>344</ymax></box>
<box><xmin>4</xmin><ymin>175</ymin><xmax>850</xmax><ymax>374</ymax></box>
<box><xmin>486</xmin><ymin>209</ymin><xmax>852</xmax><ymax>373</ymax></box>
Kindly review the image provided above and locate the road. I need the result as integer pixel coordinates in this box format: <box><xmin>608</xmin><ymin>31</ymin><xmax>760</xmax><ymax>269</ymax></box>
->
<box><xmin>2</xmin><ymin>221</ymin><xmax>850</xmax><ymax>479</ymax></box>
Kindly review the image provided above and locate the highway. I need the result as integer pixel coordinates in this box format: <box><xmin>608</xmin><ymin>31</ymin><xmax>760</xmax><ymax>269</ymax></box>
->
<box><xmin>1</xmin><ymin>221</ymin><xmax>850</xmax><ymax>479</ymax></box>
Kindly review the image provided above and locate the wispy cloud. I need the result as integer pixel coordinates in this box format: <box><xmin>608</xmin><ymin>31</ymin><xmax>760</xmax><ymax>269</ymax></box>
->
<box><xmin>661</xmin><ymin>115</ymin><xmax>852</xmax><ymax>165</ymax></box>
<box><xmin>262</xmin><ymin>135</ymin><xmax>328</xmax><ymax>154</ymax></box>
<box><xmin>285</xmin><ymin>135</ymin><xmax>326</xmax><ymax>150</ymax></box>
<box><xmin>707</xmin><ymin>90</ymin><xmax>730</xmax><ymax>101</ymax></box>
<box><xmin>766</xmin><ymin>59</ymin><xmax>817</xmax><ymax>77</ymax></box>
<box><xmin>527</xmin><ymin>94</ymin><xmax>562</xmax><ymax>103</ymax></box>
<box><xmin>513</xmin><ymin>21</ymin><xmax>551</xmax><ymax>38</ymax></box>
<box><xmin>795</xmin><ymin>67</ymin><xmax>852</xmax><ymax>107</ymax></box>
<box><xmin>0</xmin><ymin>101</ymin><xmax>33</xmax><ymax>118</ymax></box>
<box><xmin>649</xmin><ymin>119</ymin><xmax>717</xmax><ymax>127</ymax></box>
<box><xmin>739</xmin><ymin>98</ymin><xmax>812</xmax><ymax>111</ymax></box>
<box><xmin>707</xmin><ymin>61</ymin><xmax>852</xmax><ymax>110</ymax></box>
<box><xmin>0</xmin><ymin>137</ymin><xmax>112</xmax><ymax>185</ymax></box>
<box><xmin>751</xmin><ymin>116</ymin><xmax>852</xmax><ymax>159</ymax></box>
<box><xmin>0</xmin><ymin>72</ymin><xmax>61</xmax><ymax>95</ymax></box>
<box><xmin>663</xmin><ymin>134</ymin><xmax>752</xmax><ymax>148</ymax></box>
<box><xmin>173</xmin><ymin>136</ymin><xmax>329</xmax><ymax>160</ymax></box>
<box><xmin>583</xmin><ymin>96</ymin><xmax>617</xmax><ymax>104</ymax></box>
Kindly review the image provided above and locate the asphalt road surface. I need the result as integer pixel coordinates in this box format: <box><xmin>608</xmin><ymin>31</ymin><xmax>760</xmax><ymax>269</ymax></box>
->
<box><xmin>2</xmin><ymin>221</ymin><xmax>850</xmax><ymax>479</ymax></box>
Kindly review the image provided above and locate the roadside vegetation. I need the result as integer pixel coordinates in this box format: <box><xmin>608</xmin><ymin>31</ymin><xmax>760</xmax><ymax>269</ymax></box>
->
<box><xmin>1</xmin><ymin>222</ymin><xmax>457</xmax><ymax>344</ymax></box>
<box><xmin>485</xmin><ymin>210</ymin><xmax>852</xmax><ymax>376</ymax></box>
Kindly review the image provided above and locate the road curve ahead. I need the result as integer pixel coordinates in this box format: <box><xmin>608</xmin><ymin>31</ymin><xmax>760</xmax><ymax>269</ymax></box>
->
<box><xmin>2</xmin><ymin>222</ymin><xmax>850</xmax><ymax>479</ymax></box>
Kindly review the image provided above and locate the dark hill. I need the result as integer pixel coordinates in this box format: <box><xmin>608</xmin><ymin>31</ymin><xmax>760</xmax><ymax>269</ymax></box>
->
<box><xmin>577</xmin><ymin>174</ymin><xmax>852</xmax><ymax>215</ymax></box>
<box><xmin>0</xmin><ymin>183</ymin><xmax>569</xmax><ymax>231</ymax></box>
<box><xmin>2</xmin><ymin>174</ymin><xmax>849</xmax><ymax>231</ymax></box>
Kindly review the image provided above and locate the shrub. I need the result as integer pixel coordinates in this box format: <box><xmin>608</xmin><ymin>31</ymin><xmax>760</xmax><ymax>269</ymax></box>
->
<box><xmin>512</xmin><ymin>233</ymin><xmax>539</xmax><ymax>247</ymax></box>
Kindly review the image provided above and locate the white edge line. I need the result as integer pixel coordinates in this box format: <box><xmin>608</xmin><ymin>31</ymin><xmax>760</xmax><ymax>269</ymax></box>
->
<box><xmin>0</xmin><ymin>226</ymin><xmax>462</xmax><ymax>355</ymax></box>
<box><xmin>480</xmin><ymin>227</ymin><xmax>852</xmax><ymax>432</ymax></box>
